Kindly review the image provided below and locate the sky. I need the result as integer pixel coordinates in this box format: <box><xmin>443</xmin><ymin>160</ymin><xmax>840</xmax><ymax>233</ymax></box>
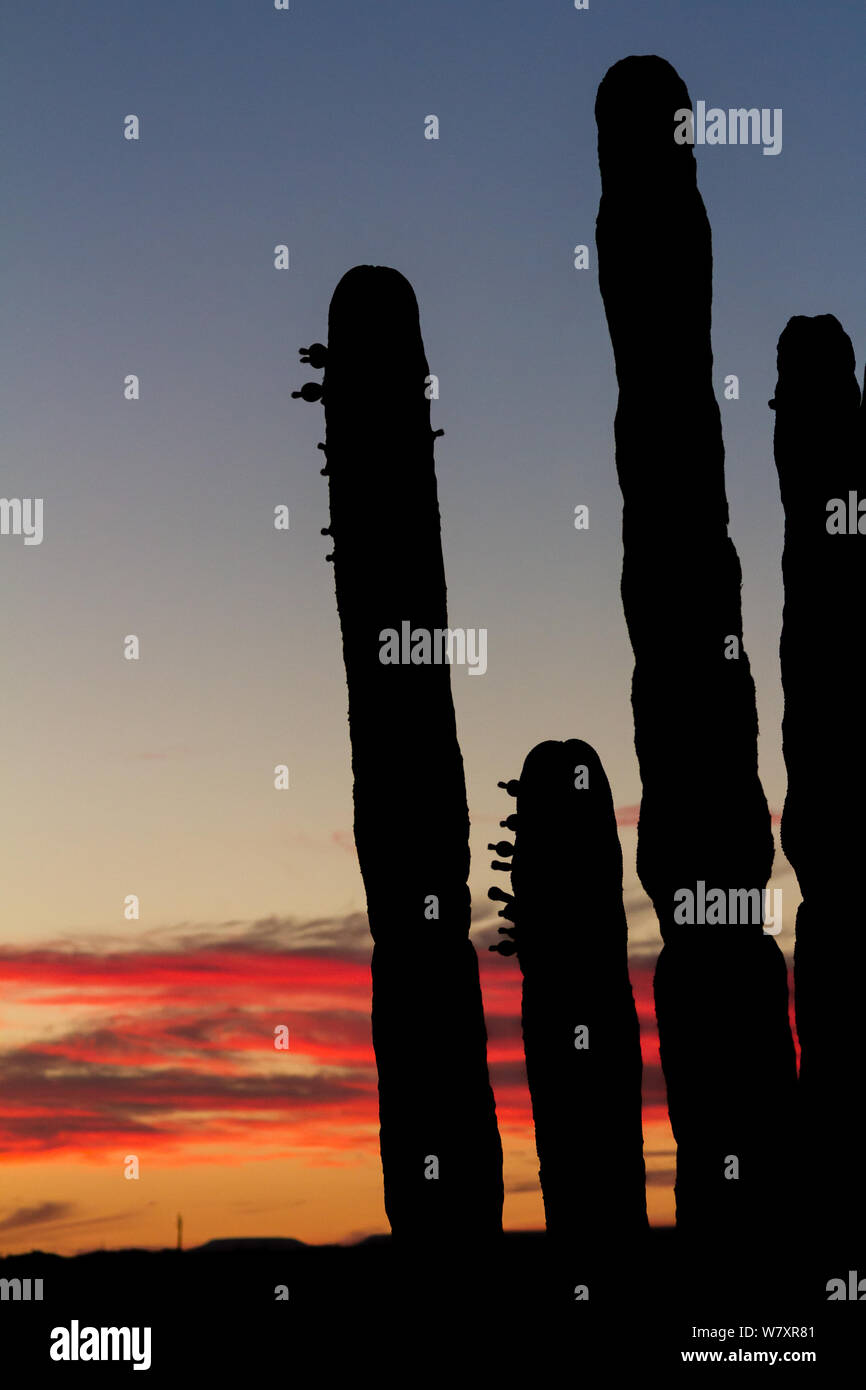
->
<box><xmin>0</xmin><ymin>0</ymin><xmax>863</xmax><ymax>1253</ymax></box>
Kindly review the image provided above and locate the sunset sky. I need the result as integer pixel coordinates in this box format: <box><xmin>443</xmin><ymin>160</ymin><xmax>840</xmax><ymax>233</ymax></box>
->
<box><xmin>1</xmin><ymin>0</ymin><xmax>862</xmax><ymax>1254</ymax></box>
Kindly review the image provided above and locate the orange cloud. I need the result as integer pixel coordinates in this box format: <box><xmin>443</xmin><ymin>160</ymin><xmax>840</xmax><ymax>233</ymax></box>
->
<box><xmin>0</xmin><ymin>915</ymin><xmax>679</xmax><ymax>1226</ymax></box>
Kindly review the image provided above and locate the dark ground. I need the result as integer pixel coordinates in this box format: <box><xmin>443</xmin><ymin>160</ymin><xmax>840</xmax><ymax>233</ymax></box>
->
<box><xmin>1</xmin><ymin>1229</ymin><xmax>862</xmax><ymax>1380</ymax></box>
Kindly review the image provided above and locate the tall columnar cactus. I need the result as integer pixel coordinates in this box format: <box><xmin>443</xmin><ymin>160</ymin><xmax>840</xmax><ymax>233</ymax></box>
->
<box><xmin>771</xmin><ymin>315</ymin><xmax>866</xmax><ymax>1246</ymax></box>
<box><xmin>296</xmin><ymin>264</ymin><xmax>503</xmax><ymax>1244</ymax></box>
<box><xmin>595</xmin><ymin>56</ymin><xmax>797</xmax><ymax>1237</ymax></box>
<box><xmin>489</xmin><ymin>740</ymin><xmax>647</xmax><ymax>1247</ymax></box>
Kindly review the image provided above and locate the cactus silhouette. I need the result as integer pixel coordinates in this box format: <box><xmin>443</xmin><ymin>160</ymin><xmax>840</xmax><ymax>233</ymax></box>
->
<box><xmin>595</xmin><ymin>56</ymin><xmax>797</xmax><ymax>1238</ymax></box>
<box><xmin>293</xmin><ymin>63</ymin><xmax>854</xmax><ymax>1290</ymax></box>
<box><xmin>490</xmin><ymin>740</ymin><xmax>647</xmax><ymax>1248</ymax></box>
<box><xmin>301</xmin><ymin>264</ymin><xmax>503</xmax><ymax>1244</ymax></box>
<box><xmin>771</xmin><ymin>315</ymin><xmax>866</xmax><ymax>1247</ymax></box>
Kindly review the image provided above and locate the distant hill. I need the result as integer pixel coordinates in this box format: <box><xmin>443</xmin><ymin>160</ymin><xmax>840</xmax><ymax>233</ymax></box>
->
<box><xmin>190</xmin><ymin>1236</ymin><xmax>308</xmax><ymax>1252</ymax></box>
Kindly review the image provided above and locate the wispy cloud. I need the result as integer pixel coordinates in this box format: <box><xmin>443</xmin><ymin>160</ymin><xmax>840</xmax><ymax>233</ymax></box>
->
<box><xmin>0</xmin><ymin>908</ymin><xmax>681</xmax><ymax>1169</ymax></box>
<box><xmin>0</xmin><ymin>1201</ymin><xmax>75</xmax><ymax>1232</ymax></box>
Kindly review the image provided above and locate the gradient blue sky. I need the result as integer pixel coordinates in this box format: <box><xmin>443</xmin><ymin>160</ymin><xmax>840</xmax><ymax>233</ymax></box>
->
<box><xmin>3</xmin><ymin>0</ymin><xmax>863</xmax><ymax>936</ymax></box>
<box><xmin>0</xmin><ymin>0</ymin><xmax>862</xmax><ymax>1247</ymax></box>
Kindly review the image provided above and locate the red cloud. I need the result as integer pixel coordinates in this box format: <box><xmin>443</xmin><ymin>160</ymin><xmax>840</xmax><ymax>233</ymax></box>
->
<box><xmin>0</xmin><ymin>916</ymin><xmax>683</xmax><ymax>1167</ymax></box>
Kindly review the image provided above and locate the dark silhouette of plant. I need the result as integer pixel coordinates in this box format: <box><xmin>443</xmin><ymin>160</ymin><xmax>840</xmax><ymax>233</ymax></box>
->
<box><xmin>295</xmin><ymin>264</ymin><xmax>503</xmax><ymax>1245</ymax></box>
<box><xmin>292</xmin><ymin>62</ymin><xmax>854</xmax><ymax>1284</ymax></box>
<box><xmin>771</xmin><ymin>314</ymin><xmax>866</xmax><ymax>1248</ymax></box>
<box><xmin>595</xmin><ymin>55</ymin><xmax>797</xmax><ymax>1239</ymax></box>
<box><xmin>489</xmin><ymin>739</ymin><xmax>647</xmax><ymax>1249</ymax></box>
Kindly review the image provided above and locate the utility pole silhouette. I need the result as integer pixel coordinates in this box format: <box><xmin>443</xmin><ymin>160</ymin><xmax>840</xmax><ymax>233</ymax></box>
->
<box><xmin>176</xmin><ymin>1214</ymin><xmax>183</xmax><ymax>1252</ymax></box>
